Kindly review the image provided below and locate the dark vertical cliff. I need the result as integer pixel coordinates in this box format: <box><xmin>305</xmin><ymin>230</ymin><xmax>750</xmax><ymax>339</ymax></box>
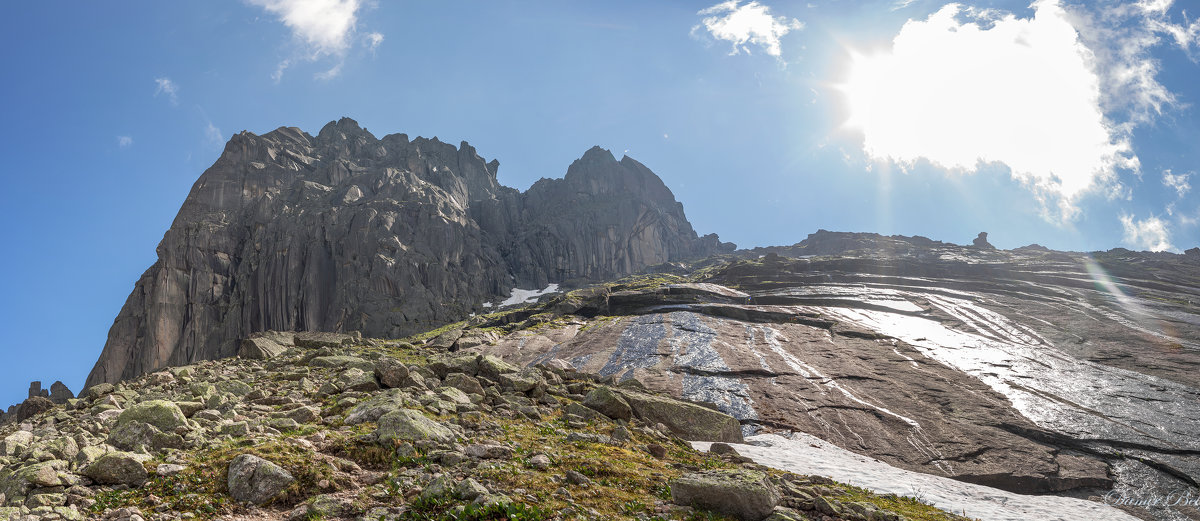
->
<box><xmin>86</xmin><ymin>118</ymin><xmax>732</xmax><ymax>388</ymax></box>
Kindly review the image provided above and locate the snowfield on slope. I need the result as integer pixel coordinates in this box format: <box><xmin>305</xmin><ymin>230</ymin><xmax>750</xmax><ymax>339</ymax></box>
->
<box><xmin>694</xmin><ymin>433</ymin><xmax>1142</xmax><ymax>521</ymax></box>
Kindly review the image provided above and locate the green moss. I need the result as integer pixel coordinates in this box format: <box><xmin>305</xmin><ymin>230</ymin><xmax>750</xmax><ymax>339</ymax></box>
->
<box><xmin>403</xmin><ymin>320</ymin><xmax>469</xmax><ymax>344</ymax></box>
<box><xmin>834</xmin><ymin>483</ymin><xmax>978</xmax><ymax>521</ymax></box>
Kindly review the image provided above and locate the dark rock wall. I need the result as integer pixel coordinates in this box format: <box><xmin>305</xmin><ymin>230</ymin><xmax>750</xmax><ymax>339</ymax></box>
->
<box><xmin>86</xmin><ymin>118</ymin><xmax>727</xmax><ymax>388</ymax></box>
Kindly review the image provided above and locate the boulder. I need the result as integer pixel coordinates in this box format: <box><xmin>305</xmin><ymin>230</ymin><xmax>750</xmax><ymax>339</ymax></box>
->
<box><xmin>31</xmin><ymin>436</ymin><xmax>78</xmax><ymax>462</ymax></box>
<box><xmin>374</xmin><ymin>409</ymin><xmax>454</xmax><ymax>445</ymax></box>
<box><xmin>343</xmin><ymin>389</ymin><xmax>408</xmax><ymax>425</ymax></box>
<box><xmin>215</xmin><ymin>380</ymin><xmax>252</xmax><ymax>397</ymax></box>
<box><xmin>0</xmin><ymin>431</ymin><xmax>33</xmax><ymax>457</ymax></box>
<box><xmin>13</xmin><ymin>397</ymin><xmax>54</xmax><ymax>423</ymax></box>
<box><xmin>616</xmin><ymin>389</ymin><xmax>742</xmax><ymax>442</ymax></box>
<box><xmin>156</xmin><ymin>464</ymin><xmax>186</xmax><ymax>477</ymax></box>
<box><xmin>294</xmin><ymin>332</ymin><xmax>360</xmax><ymax>349</ymax></box>
<box><xmin>308</xmin><ymin>356</ymin><xmax>375</xmax><ymax>373</ymax></box>
<box><xmin>476</xmin><ymin>355</ymin><xmax>519</xmax><ymax>381</ymax></box>
<box><xmin>282</xmin><ymin>405</ymin><xmax>321</xmax><ymax>425</ymax></box>
<box><xmin>442</xmin><ymin>373</ymin><xmax>484</xmax><ymax>396</ymax></box>
<box><xmin>464</xmin><ymin>444</ymin><xmax>513</xmax><ymax>460</ymax></box>
<box><xmin>670</xmin><ymin>469</ymin><xmax>780</xmax><ymax>521</ymax></box>
<box><xmin>0</xmin><ymin>460</ymin><xmax>69</xmax><ymax>499</ymax></box>
<box><xmin>499</xmin><ymin>368</ymin><xmax>544</xmax><ymax>394</ymax></box>
<box><xmin>48</xmin><ymin>382</ymin><xmax>74</xmax><ymax>404</ymax></box>
<box><xmin>238</xmin><ymin>337</ymin><xmax>286</xmax><ymax>360</ymax></box>
<box><xmin>116</xmin><ymin>400</ymin><xmax>188</xmax><ymax>432</ymax></box>
<box><xmin>109</xmin><ymin>420</ymin><xmax>185</xmax><ymax>452</ymax></box>
<box><xmin>79</xmin><ymin>383</ymin><xmax>115</xmax><ymax>400</ymax></box>
<box><xmin>582</xmin><ymin>386</ymin><xmax>633</xmax><ymax>420</ymax></box>
<box><xmin>374</xmin><ymin>357</ymin><xmax>409</xmax><ymax>388</ymax></box>
<box><xmin>227</xmin><ymin>454</ymin><xmax>294</xmax><ymax>505</ymax></box>
<box><xmin>427</xmin><ymin>328</ymin><xmax>464</xmax><ymax>351</ymax></box>
<box><xmin>83</xmin><ymin>452</ymin><xmax>149</xmax><ymax>486</ymax></box>
<box><xmin>436</xmin><ymin>387</ymin><xmax>471</xmax><ymax>405</ymax></box>
<box><xmin>335</xmin><ymin>368</ymin><xmax>380</xmax><ymax>392</ymax></box>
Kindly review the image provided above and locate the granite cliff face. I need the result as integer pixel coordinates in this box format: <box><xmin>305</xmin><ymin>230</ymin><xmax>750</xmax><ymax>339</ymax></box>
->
<box><xmin>86</xmin><ymin>118</ymin><xmax>730</xmax><ymax>388</ymax></box>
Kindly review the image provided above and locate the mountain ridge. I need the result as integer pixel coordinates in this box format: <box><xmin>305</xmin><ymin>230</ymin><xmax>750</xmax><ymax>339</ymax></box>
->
<box><xmin>85</xmin><ymin>118</ymin><xmax>733</xmax><ymax>389</ymax></box>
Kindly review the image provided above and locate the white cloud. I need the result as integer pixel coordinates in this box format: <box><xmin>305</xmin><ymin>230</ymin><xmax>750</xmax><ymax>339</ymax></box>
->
<box><xmin>248</xmin><ymin>0</ymin><xmax>383</xmax><ymax>82</ymax></box>
<box><xmin>205</xmin><ymin>122</ymin><xmax>223</xmax><ymax>144</ymax></box>
<box><xmin>248</xmin><ymin>0</ymin><xmax>360</xmax><ymax>56</ymax></box>
<box><xmin>365</xmin><ymin>31</ymin><xmax>384</xmax><ymax>52</ymax></box>
<box><xmin>1136</xmin><ymin>0</ymin><xmax>1200</xmax><ymax>56</ymax></box>
<box><xmin>271</xmin><ymin>59</ymin><xmax>292</xmax><ymax>84</ymax></box>
<box><xmin>693</xmin><ymin>1</ymin><xmax>804</xmax><ymax>57</ymax></box>
<box><xmin>314</xmin><ymin>62</ymin><xmax>343</xmax><ymax>81</ymax></box>
<box><xmin>841</xmin><ymin>0</ymin><xmax>1135</xmax><ymax>221</ymax></box>
<box><xmin>154</xmin><ymin>77</ymin><xmax>178</xmax><ymax>105</ymax></box>
<box><xmin>1120</xmin><ymin>213</ymin><xmax>1174</xmax><ymax>251</ymax></box>
<box><xmin>117</xmin><ymin>136</ymin><xmax>133</xmax><ymax>148</ymax></box>
<box><xmin>1163</xmin><ymin>169</ymin><xmax>1191</xmax><ymax>197</ymax></box>
<box><xmin>1061</xmin><ymin>1</ymin><xmax>1181</xmax><ymax>129</ymax></box>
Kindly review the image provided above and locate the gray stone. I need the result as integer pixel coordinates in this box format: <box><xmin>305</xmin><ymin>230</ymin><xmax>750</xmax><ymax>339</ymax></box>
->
<box><xmin>616</xmin><ymin>389</ymin><xmax>743</xmax><ymax>443</ymax></box>
<box><xmin>464</xmin><ymin>444</ymin><xmax>512</xmax><ymax>460</ymax></box>
<box><xmin>421</xmin><ymin>475</ymin><xmax>455</xmax><ymax>500</ymax></box>
<box><xmin>374</xmin><ymin>409</ymin><xmax>454</xmax><ymax>445</ymax></box>
<box><xmin>435</xmin><ymin>387</ymin><xmax>471</xmax><ymax>405</ymax></box>
<box><xmin>374</xmin><ymin>357</ymin><xmax>409</xmax><ymax>388</ymax></box>
<box><xmin>238</xmin><ymin>337</ymin><xmax>286</xmax><ymax>360</ymax></box>
<box><xmin>427</xmin><ymin>328</ymin><xmax>464</xmax><ymax>351</ymax></box>
<box><xmin>344</xmin><ymin>390</ymin><xmax>408</xmax><ymax>425</ymax></box>
<box><xmin>309</xmin><ymin>356</ymin><xmax>374</xmax><ymax>373</ymax></box>
<box><xmin>335</xmin><ymin>368</ymin><xmax>379</xmax><ymax>392</ymax></box>
<box><xmin>442</xmin><ymin>373</ymin><xmax>484</xmax><ymax>396</ymax></box>
<box><xmin>83</xmin><ymin>452</ymin><xmax>149</xmax><ymax>486</ymax></box>
<box><xmin>115</xmin><ymin>400</ymin><xmax>188</xmax><ymax>432</ymax></box>
<box><xmin>108</xmin><ymin>420</ymin><xmax>185</xmax><ymax>452</ymax></box>
<box><xmin>294</xmin><ymin>331</ymin><xmax>359</xmax><ymax>349</ymax></box>
<box><xmin>476</xmin><ymin>355</ymin><xmax>519</xmax><ymax>381</ymax></box>
<box><xmin>12</xmin><ymin>397</ymin><xmax>54</xmax><ymax>423</ymax></box>
<box><xmin>48</xmin><ymin>382</ymin><xmax>74</xmax><ymax>404</ymax></box>
<box><xmin>582</xmin><ymin>386</ymin><xmax>632</xmax><ymax>421</ymax></box>
<box><xmin>79</xmin><ymin>383</ymin><xmax>115</xmax><ymax>400</ymax></box>
<box><xmin>671</xmin><ymin>469</ymin><xmax>780</xmax><ymax>521</ymax></box>
<box><xmin>215</xmin><ymin>380</ymin><xmax>252</xmax><ymax>397</ymax></box>
<box><xmin>455</xmin><ymin>478</ymin><xmax>489</xmax><ymax>500</ymax></box>
<box><xmin>282</xmin><ymin>405</ymin><xmax>321</xmax><ymax>425</ymax></box>
<box><xmin>0</xmin><ymin>432</ymin><xmax>33</xmax><ymax>457</ymax></box>
<box><xmin>529</xmin><ymin>454</ymin><xmax>552</xmax><ymax>470</ymax></box>
<box><xmin>227</xmin><ymin>454</ymin><xmax>294</xmax><ymax>505</ymax></box>
<box><xmin>155</xmin><ymin>464</ymin><xmax>186</xmax><ymax>477</ymax></box>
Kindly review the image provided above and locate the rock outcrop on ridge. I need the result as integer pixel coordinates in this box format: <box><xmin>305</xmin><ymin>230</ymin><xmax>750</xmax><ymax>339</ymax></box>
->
<box><xmin>0</xmin><ymin>382</ymin><xmax>74</xmax><ymax>426</ymax></box>
<box><xmin>86</xmin><ymin>118</ymin><xmax>732</xmax><ymax>389</ymax></box>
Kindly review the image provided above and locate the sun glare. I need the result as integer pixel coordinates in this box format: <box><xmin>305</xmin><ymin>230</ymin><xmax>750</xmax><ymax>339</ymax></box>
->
<box><xmin>834</xmin><ymin>1</ymin><xmax>1131</xmax><ymax>221</ymax></box>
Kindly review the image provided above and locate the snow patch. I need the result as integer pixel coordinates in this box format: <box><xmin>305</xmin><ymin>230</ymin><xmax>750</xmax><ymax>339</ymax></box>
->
<box><xmin>694</xmin><ymin>433</ymin><xmax>1140</xmax><ymax>521</ymax></box>
<box><xmin>498</xmin><ymin>284</ymin><xmax>560</xmax><ymax>307</ymax></box>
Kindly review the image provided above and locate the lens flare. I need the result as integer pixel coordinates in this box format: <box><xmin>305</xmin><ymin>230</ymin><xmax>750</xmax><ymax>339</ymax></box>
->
<box><xmin>1083</xmin><ymin>255</ymin><xmax>1182</xmax><ymax>348</ymax></box>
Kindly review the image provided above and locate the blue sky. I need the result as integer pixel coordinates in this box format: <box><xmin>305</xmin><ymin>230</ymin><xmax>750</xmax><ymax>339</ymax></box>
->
<box><xmin>1</xmin><ymin>0</ymin><xmax>1197</xmax><ymax>407</ymax></box>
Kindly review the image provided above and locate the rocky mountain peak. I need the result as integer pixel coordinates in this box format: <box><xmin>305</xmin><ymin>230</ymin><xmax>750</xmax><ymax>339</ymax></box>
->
<box><xmin>316</xmin><ymin>116</ymin><xmax>373</xmax><ymax>142</ymax></box>
<box><xmin>86</xmin><ymin>121</ymin><xmax>729</xmax><ymax>388</ymax></box>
